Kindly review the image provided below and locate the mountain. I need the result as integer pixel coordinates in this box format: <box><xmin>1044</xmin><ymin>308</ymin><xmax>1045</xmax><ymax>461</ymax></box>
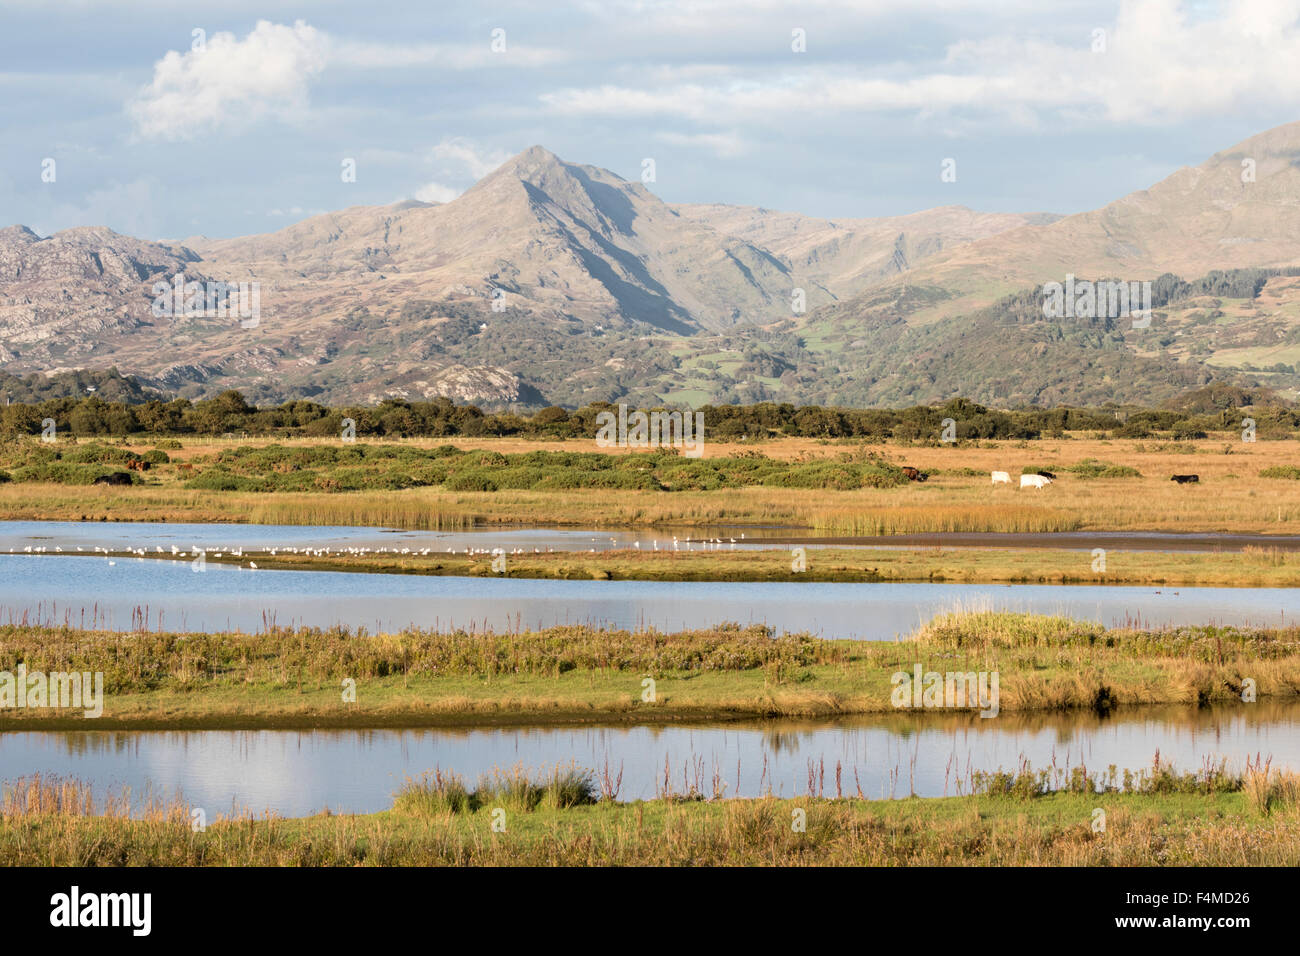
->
<box><xmin>0</xmin><ymin>146</ymin><xmax>1041</xmax><ymax>405</ymax></box>
<box><xmin>4</xmin><ymin>125</ymin><xmax>1300</xmax><ymax>409</ymax></box>
<box><xmin>186</xmin><ymin>146</ymin><xmax>801</xmax><ymax>337</ymax></box>
<box><xmin>848</xmin><ymin>123</ymin><xmax>1300</xmax><ymax>324</ymax></box>
<box><xmin>672</xmin><ymin>203</ymin><xmax>1058</xmax><ymax>302</ymax></box>
<box><xmin>781</xmin><ymin>121</ymin><xmax>1300</xmax><ymax>406</ymax></box>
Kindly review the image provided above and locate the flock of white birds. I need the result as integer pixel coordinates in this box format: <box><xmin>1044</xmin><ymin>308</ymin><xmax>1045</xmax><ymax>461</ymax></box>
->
<box><xmin>9</xmin><ymin>532</ymin><xmax>751</xmax><ymax>570</ymax></box>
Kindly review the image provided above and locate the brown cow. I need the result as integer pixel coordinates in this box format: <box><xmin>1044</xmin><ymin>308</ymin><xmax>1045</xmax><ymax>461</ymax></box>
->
<box><xmin>127</xmin><ymin>459</ymin><xmax>150</xmax><ymax>472</ymax></box>
<box><xmin>901</xmin><ymin>466</ymin><xmax>927</xmax><ymax>482</ymax></box>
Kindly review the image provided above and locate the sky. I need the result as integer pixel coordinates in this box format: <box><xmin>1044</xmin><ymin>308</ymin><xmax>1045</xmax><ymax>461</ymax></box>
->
<box><xmin>3</xmin><ymin>0</ymin><xmax>1300</xmax><ymax>241</ymax></box>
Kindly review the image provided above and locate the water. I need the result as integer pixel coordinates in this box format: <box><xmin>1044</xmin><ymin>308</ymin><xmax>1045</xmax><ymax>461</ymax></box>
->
<box><xmin>3</xmin><ymin>702</ymin><xmax>1296</xmax><ymax>815</ymax></box>
<box><xmin>0</xmin><ymin>520</ymin><xmax>653</xmax><ymax>555</ymax></box>
<box><xmin>0</xmin><ymin>552</ymin><xmax>1295</xmax><ymax>637</ymax></box>
<box><xmin>3</xmin><ymin>520</ymin><xmax>1293</xmax><ymax>555</ymax></box>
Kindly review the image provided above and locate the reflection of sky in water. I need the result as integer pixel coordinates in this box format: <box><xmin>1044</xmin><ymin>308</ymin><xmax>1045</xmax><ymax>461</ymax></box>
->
<box><xmin>0</xmin><ymin>520</ymin><xmax>656</xmax><ymax>554</ymax></box>
<box><xmin>4</xmin><ymin>520</ymin><xmax>1295</xmax><ymax>554</ymax></box>
<box><xmin>2</xmin><ymin>703</ymin><xmax>1297</xmax><ymax>815</ymax></box>
<box><xmin>0</xmin><ymin>553</ymin><xmax>1297</xmax><ymax>638</ymax></box>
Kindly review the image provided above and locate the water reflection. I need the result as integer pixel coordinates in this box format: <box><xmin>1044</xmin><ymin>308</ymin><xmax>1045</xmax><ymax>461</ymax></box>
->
<box><xmin>1</xmin><ymin>553</ymin><xmax>1297</xmax><ymax>638</ymax></box>
<box><xmin>2</xmin><ymin>701</ymin><xmax>1296</xmax><ymax>815</ymax></box>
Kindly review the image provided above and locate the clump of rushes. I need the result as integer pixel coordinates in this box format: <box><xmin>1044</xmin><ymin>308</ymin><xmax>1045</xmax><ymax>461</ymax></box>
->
<box><xmin>393</xmin><ymin>764</ymin><xmax>597</xmax><ymax>816</ymax></box>
<box><xmin>1243</xmin><ymin>756</ymin><xmax>1300</xmax><ymax>816</ymax></box>
<box><xmin>393</xmin><ymin>769</ymin><xmax>475</xmax><ymax>815</ymax></box>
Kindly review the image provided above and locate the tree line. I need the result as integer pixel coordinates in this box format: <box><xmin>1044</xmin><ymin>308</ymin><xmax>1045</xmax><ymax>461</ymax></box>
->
<box><xmin>1</xmin><ymin>389</ymin><xmax>1295</xmax><ymax>442</ymax></box>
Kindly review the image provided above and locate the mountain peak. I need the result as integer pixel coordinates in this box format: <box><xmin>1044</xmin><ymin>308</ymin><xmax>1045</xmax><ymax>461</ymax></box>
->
<box><xmin>516</xmin><ymin>144</ymin><xmax>560</xmax><ymax>163</ymax></box>
<box><xmin>492</xmin><ymin>145</ymin><xmax>568</xmax><ymax>180</ymax></box>
<box><xmin>1212</xmin><ymin>118</ymin><xmax>1300</xmax><ymax>166</ymax></box>
<box><xmin>0</xmin><ymin>225</ymin><xmax>40</xmax><ymax>243</ymax></box>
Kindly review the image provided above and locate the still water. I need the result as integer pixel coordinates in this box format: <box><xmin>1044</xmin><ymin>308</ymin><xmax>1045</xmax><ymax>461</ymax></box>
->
<box><xmin>4</xmin><ymin>520</ymin><xmax>1296</xmax><ymax>555</ymax></box>
<box><xmin>2</xmin><ymin>703</ymin><xmax>1296</xmax><ymax>814</ymax></box>
<box><xmin>0</xmin><ymin>552</ymin><xmax>1295</xmax><ymax>638</ymax></box>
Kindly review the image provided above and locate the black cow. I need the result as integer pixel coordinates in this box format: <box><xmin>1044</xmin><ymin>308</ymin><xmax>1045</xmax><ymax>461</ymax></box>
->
<box><xmin>1036</xmin><ymin>470</ymin><xmax>1057</xmax><ymax>480</ymax></box>
<box><xmin>93</xmin><ymin>472</ymin><xmax>133</xmax><ymax>486</ymax></box>
<box><xmin>1170</xmin><ymin>474</ymin><xmax>1200</xmax><ymax>484</ymax></box>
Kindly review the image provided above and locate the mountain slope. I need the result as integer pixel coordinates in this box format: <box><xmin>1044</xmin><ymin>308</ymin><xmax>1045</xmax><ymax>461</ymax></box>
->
<box><xmin>672</xmin><ymin>203</ymin><xmax>1058</xmax><ymax>304</ymax></box>
<box><xmin>5</xmin><ymin>125</ymin><xmax>1299</xmax><ymax>409</ymax></box>
<box><xmin>850</xmin><ymin>121</ymin><xmax>1300</xmax><ymax>324</ymax></box>
<box><xmin>0</xmin><ymin>146</ymin><xmax>1047</xmax><ymax>404</ymax></box>
<box><xmin>188</xmin><ymin>146</ymin><xmax>798</xmax><ymax>335</ymax></box>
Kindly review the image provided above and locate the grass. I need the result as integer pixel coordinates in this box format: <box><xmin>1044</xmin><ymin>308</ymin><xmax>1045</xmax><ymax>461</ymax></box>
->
<box><xmin>4</xmin><ymin>433</ymin><xmax>1300</xmax><ymax>534</ymax></box>
<box><xmin>2</xmin><ymin>611</ymin><xmax>1299</xmax><ymax>728</ymax></box>
<box><xmin>121</xmin><ymin>539</ymin><xmax>1300</xmax><ymax>588</ymax></box>
<box><xmin>3</xmin><ymin>760</ymin><xmax>1299</xmax><ymax>865</ymax></box>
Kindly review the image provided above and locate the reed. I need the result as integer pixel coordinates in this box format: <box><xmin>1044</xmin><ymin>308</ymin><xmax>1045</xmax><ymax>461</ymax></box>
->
<box><xmin>3</xmin><ymin>759</ymin><xmax>1299</xmax><ymax>866</ymax></box>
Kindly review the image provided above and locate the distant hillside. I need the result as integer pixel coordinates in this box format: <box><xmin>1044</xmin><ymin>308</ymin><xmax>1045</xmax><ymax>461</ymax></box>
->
<box><xmin>4</xmin><ymin>122</ymin><xmax>1300</xmax><ymax>408</ymax></box>
<box><xmin>0</xmin><ymin>368</ymin><xmax>159</xmax><ymax>404</ymax></box>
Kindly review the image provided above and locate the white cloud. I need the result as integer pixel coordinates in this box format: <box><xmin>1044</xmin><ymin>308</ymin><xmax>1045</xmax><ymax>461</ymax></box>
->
<box><xmin>411</xmin><ymin>138</ymin><xmax>514</xmax><ymax>201</ymax></box>
<box><xmin>655</xmin><ymin>129</ymin><xmax>747</xmax><ymax>157</ymax></box>
<box><xmin>428</xmin><ymin>138</ymin><xmax>512</xmax><ymax>179</ymax></box>
<box><xmin>332</xmin><ymin>40</ymin><xmax>566</xmax><ymax>69</ymax></box>
<box><xmin>542</xmin><ymin>0</ymin><xmax>1300</xmax><ymax>126</ymax></box>
<box><xmin>129</xmin><ymin>20</ymin><xmax>327</xmax><ymax>140</ymax></box>
<box><xmin>413</xmin><ymin>182</ymin><xmax>459</xmax><ymax>203</ymax></box>
<box><xmin>126</xmin><ymin>21</ymin><xmax>569</xmax><ymax>142</ymax></box>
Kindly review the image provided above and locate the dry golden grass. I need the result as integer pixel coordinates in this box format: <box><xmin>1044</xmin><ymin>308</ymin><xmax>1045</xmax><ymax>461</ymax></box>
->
<box><xmin>4</xmin><ymin>433</ymin><xmax>1300</xmax><ymax>534</ymax></box>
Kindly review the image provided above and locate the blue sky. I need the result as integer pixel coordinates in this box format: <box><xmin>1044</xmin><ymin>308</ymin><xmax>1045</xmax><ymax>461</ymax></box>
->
<box><xmin>3</xmin><ymin>0</ymin><xmax>1298</xmax><ymax>240</ymax></box>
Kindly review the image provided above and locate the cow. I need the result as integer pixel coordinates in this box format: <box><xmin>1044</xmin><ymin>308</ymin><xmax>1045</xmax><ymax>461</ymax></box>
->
<box><xmin>1020</xmin><ymin>474</ymin><xmax>1052</xmax><ymax>490</ymax></box>
<box><xmin>1035</xmin><ymin>470</ymin><xmax>1057</xmax><ymax>480</ymax></box>
<box><xmin>93</xmin><ymin>472</ymin><xmax>133</xmax><ymax>486</ymax></box>
<box><xmin>127</xmin><ymin>459</ymin><xmax>150</xmax><ymax>472</ymax></box>
<box><xmin>1171</xmin><ymin>474</ymin><xmax>1200</xmax><ymax>484</ymax></box>
<box><xmin>991</xmin><ymin>471</ymin><xmax>1011</xmax><ymax>485</ymax></box>
<box><xmin>901</xmin><ymin>466</ymin><xmax>927</xmax><ymax>482</ymax></box>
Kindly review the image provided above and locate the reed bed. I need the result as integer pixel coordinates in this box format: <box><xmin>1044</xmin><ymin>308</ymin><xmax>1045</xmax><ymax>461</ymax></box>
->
<box><xmin>2</xmin><ymin>611</ymin><xmax>1300</xmax><ymax>726</ymax></box>
<box><xmin>2</xmin><ymin>757</ymin><xmax>1298</xmax><ymax>866</ymax></box>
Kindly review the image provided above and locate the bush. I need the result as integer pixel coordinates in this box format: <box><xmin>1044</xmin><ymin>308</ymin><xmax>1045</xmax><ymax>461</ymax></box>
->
<box><xmin>445</xmin><ymin>470</ymin><xmax>498</xmax><ymax>492</ymax></box>
<box><xmin>1261</xmin><ymin>466</ymin><xmax>1300</xmax><ymax>480</ymax></box>
<box><xmin>1068</xmin><ymin>459</ymin><xmax>1141</xmax><ymax>479</ymax></box>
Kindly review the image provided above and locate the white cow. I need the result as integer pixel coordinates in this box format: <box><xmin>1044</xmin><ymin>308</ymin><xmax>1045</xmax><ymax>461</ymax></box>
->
<box><xmin>991</xmin><ymin>471</ymin><xmax>1011</xmax><ymax>485</ymax></box>
<box><xmin>1020</xmin><ymin>473</ymin><xmax>1052</xmax><ymax>490</ymax></box>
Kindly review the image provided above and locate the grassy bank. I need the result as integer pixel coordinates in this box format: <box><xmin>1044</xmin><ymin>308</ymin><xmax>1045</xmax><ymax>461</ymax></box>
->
<box><xmin>2</xmin><ymin>612</ymin><xmax>1298</xmax><ymax>729</ymax></box>
<box><xmin>89</xmin><ymin>540</ymin><xmax>1300</xmax><ymax>588</ymax></box>
<box><xmin>4</xmin><ymin>435</ymin><xmax>1300</xmax><ymax>534</ymax></box>
<box><xmin>3</xmin><ymin>760</ymin><xmax>1299</xmax><ymax>865</ymax></box>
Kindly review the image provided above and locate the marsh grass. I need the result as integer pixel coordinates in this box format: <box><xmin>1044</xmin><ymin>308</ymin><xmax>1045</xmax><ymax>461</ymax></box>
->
<box><xmin>4</xmin><ymin>756</ymin><xmax>1300</xmax><ymax>866</ymax></box>
<box><xmin>3</xmin><ymin>611</ymin><xmax>1300</xmax><ymax>726</ymax></box>
<box><xmin>1243</xmin><ymin>756</ymin><xmax>1300</xmax><ymax>816</ymax></box>
<box><xmin>5</xmin><ymin>435</ymin><xmax>1300</xmax><ymax>534</ymax></box>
